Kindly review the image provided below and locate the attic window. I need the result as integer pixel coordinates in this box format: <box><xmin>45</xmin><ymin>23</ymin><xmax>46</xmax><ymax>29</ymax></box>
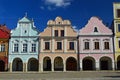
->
<box><xmin>25</xmin><ymin>30</ymin><xmax>27</xmax><ymax>33</ymax></box>
<box><xmin>94</xmin><ymin>27</ymin><xmax>98</xmax><ymax>32</ymax></box>
<box><xmin>58</xmin><ymin>22</ymin><xmax>61</xmax><ymax>24</ymax></box>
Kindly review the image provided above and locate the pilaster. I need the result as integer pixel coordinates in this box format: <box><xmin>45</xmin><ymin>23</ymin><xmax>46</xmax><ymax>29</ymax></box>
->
<box><xmin>9</xmin><ymin>63</ymin><xmax>12</xmax><ymax>72</ymax></box>
<box><xmin>52</xmin><ymin>63</ymin><xmax>54</xmax><ymax>71</ymax></box>
<box><xmin>63</xmin><ymin>62</ymin><xmax>66</xmax><ymax>72</ymax></box>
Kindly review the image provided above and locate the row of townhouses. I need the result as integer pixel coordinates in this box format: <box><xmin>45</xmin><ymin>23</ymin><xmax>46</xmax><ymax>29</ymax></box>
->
<box><xmin>0</xmin><ymin>2</ymin><xmax>120</xmax><ymax>72</ymax></box>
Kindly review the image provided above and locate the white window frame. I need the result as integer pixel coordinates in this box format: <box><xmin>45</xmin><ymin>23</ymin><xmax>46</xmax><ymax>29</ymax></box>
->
<box><xmin>1</xmin><ymin>44</ymin><xmax>5</xmax><ymax>52</ymax></box>
<box><xmin>22</xmin><ymin>43</ymin><xmax>27</xmax><ymax>52</ymax></box>
<box><xmin>13</xmin><ymin>43</ymin><xmax>19</xmax><ymax>52</ymax></box>
<box><xmin>31</xmin><ymin>43</ymin><xmax>36</xmax><ymax>52</ymax></box>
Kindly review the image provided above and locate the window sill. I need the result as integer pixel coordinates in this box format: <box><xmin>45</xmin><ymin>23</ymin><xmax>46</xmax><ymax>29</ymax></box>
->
<box><xmin>93</xmin><ymin>49</ymin><xmax>100</xmax><ymax>50</ymax></box>
<box><xmin>0</xmin><ymin>51</ymin><xmax>6</xmax><ymax>52</ymax></box>
<box><xmin>55</xmin><ymin>49</ymin><xmax>62</xmax><ymax>50</ymax></box>
<box><xmin>83</xmin><ymin>49</ymin><xmax>90</xmax><ymax>50</ymax></box>
<box><xmin>44</xmin><ymin>49</ymin><xmax>50</xmax><ymax>50</ymax></box>
<box><xmin>68</xmin><ymin>49</ymin><xmax>74</xmax><ymax>51</ymax></box>
<box><xmin>103</xmin><ymin>49</ymin><xmax>110</xmax><ymax>50</ymax></box>
<box><xmin>12</xmin><ymin>51</ymin><xmax>19</xmax><ymax>53</ymax></box>
<box><xmin>30</xmin><ymin>51</ymin><xmax>36</xmax><ymax>53</ymax></box>
<box><xmin>21</xmin><ymin>52</ymin><xmax>27</xmax><ymax>53</ymax></box>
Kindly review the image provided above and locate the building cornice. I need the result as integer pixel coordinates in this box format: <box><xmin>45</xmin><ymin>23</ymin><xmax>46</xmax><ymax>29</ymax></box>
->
<box><xmin>39</xmin><ymin>52</ymin><xmax>78</xmax><ymax>54</ymax></box>
<box><xmin>78</xmin><ymin>35</ymin><xmax>113</xmax><ymax>37</ymax></box>
<box><xmin>11</xmin><ymin>36</ymin><xmax>39</xmax><ymax>38</ymax></box>
<box><xmin>47</xmin><ymin>24</ymin><xmax>71</xmax><ymax>27</ymax></box>
<box><xmin>39</xmin><ymin>36</ymin><xmax>77</xmax><ymax>39</ymax></box>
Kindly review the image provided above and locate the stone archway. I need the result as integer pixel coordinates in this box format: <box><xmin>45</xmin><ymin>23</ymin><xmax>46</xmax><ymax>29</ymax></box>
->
<box><xmin>54</xmin><ymin>57</ymin><xmax>63</xmax><ymax>71</ymax></box>
<box><xmin>100</xmin><ymin>56</ymin><xmax>112</xmax><ymax>70</ymax></box>
<box><xmin>28</xmin><ymin>58</ymin><xmax>38</xmax><ymax>71</ymax></box>
<box><xmin>43</xmin><ymin>57</ymin><xmax>51</xmax><ymax>71</ymax></box>
<box><xmin>12</xmin><ymin>58</ymin><xmax>23</xmax><ymax>71</ymax></box>
<box><xmin>117</xmin><ymin>55</ymin><xmax>120</xmax><ymax>70</ymax></box>
<box><xmin>0</xmin><ymin>60</ymin><xmax>5</xmax><ymax>71</ymax></box>
<box><xmin>83</xmin><ymin>57</ymin><xmax>95</xmax><ymax>70</ymax></box>
<box><xmin>66</xmin><ymin>57</ymin><xmax>77</xmax><ymax>71</ymax></box>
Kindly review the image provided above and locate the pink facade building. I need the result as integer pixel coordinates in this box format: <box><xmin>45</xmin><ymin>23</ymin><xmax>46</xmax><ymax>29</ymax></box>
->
<box><xmin>78</xmin><ymin>17</ymin><xmax>114</xmax><ymax>70</ymax></box>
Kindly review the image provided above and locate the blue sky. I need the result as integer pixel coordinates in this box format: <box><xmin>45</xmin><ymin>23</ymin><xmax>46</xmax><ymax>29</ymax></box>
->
<box><xmin>0</xmin><ymin>0</ymin><xmax>119</xmax><ymax>32</ymax></box>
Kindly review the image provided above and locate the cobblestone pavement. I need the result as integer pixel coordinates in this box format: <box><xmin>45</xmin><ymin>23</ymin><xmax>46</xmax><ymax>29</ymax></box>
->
<box><xmin>0</xmin><ymin>71</ymin><xmax>120</xmax><ymax>80</ymax></box>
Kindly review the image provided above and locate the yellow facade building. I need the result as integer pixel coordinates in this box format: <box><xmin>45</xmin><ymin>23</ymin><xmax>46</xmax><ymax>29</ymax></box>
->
<box><xmin>113</xmin><ymin>2</ymin><xmax>120</xmax><ymax>70</ymax></box>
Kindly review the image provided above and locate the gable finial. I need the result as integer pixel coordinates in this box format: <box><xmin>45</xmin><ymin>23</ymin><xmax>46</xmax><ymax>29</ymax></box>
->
<box><xmin>25</xmin><ymin>12</ymin><xmax>27</xmax><ymax>17</ymax></box>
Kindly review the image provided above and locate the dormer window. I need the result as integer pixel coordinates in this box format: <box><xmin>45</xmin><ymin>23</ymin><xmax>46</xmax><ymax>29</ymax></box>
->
<box><xmin>94</xmin><ymin>27</ymin><xmax>98</xmax><ymax>32</ymax></box>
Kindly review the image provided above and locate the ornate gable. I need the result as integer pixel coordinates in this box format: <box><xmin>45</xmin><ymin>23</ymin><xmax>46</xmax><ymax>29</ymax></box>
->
<box><xmin>79</xmin><ymin>16</ymin><xmax>112</xmax><ymax>35</ymax></box>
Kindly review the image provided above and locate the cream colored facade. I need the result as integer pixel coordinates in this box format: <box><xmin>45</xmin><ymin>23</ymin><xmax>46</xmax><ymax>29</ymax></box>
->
<box><xmin>39</xmin><ymin>17</ymin><xmax>78</xmax><ymax>71</ymax></box>
<box><xmin>113</xmin><ymin>2</ymin><xmax>120</xmax><ymax>70</ymax></box>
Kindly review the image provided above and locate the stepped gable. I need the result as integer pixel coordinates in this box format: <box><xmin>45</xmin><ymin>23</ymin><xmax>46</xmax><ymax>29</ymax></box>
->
<box><xmin>79</xmin><ymin>16</ymin><xmax>112</xmax><ymax>35</ymax></box>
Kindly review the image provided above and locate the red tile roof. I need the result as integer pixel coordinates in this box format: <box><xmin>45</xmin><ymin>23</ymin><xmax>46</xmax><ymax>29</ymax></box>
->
<box><xmin>0</xmin><ymin>25</ymin><xmax>10</xmax><ymax>39</ymax></box>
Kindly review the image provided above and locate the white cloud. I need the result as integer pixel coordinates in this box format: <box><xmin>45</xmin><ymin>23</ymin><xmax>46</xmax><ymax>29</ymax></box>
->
<box><xmin>40</xmin><ymin>6</ymin><xmax>45</xmax><ymax>10</ymax></box>
<box><xmin>43</xmin><ymin>0</ymin><xmax>73</xmax><ymax>9</ymax></box>
<box><xmin>45</xmin><ymin>0</ymin><xmax>72</xmax><ymax>7</ymax></box>
<box><xmin>40</xmin><ymin>0</ymin><xmax>73</xmax><ymax>10</ymax></box>
<box><xmin>72</xmin><ymin>25</ymin><xmax>79</xmax><ymax>33</ymax></box>
<box><xmin>47</xmin><ymin>6</ymin><xmax>56</xmax><ymax>10</ymax></box>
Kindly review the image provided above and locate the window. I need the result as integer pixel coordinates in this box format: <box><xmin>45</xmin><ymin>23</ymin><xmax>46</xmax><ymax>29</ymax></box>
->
<box><xmin>25</xmin><ymin>30</ymin><xmax>27</xmax><ymax>33</ymax></box>
<box><xmin>94</xmin><ymin>27</ymin><xmax>98</xmax><ymax>32</ymax></box>
<box><xmin>22</xmin><ymin>44</ymin><xmax>27</xmax><ymax>52</ymax></box>
<box><xmin>69</xmin><ymin>42</ymin><xmax>74</xmax><ymax>50</ymax></box>
<box><xmin>45</xmin><ymin>42</ymin><xmax>50</xmax><ymax>50</ymax></box>
<box><xmin>118</xmin><ymin>24</ymin><xmax>120</xmax><ymax>32</ymax></box>
<box><xmin>104</xmin><ymin>42</ymin><xmax>109</xmax><ymax>49</ymax></box>
<box><xmin>61</xmin><ymin>30</ymin><xmax>64</xmax><ymax>37</ymax></box>
<box><xmin>14</xmin><ymin>44</ymin><xmax>19</xmax><ymax>52</ymax></box>
<box><xmin>94</xmin><ymin>42</ymin><xmax>99</xmax><ymax>49</ymax></box>
<box><xmin>57</xmin><ymin>42</ymin><xmax>62</xmax><ymax>50</ymax></box>
<box><xmin>58</xmin><ymin>22</ymin><xmax>61</xmax><ymax>24</ymax></box>
<box><xmin>119</xmin><ymin>41</ymin><xmax>120</xmax><ymax>48</ymax></box>
<box><xmin>117</xmin><ymin>9</ymin><xmax>120</xmax><ymax>18</ymax></box>
<box><xmin>31</xmin><ymin>44</ymin><xmax>36</xmax><ymax>52</ymax></box>
<box><xmin>55</xmin><ymin>30</ymin><xmax>58</xmax><ymax>37</ymax></box>
<box><xmin>0</xmin><ymin>44</ymin><xmax>5</xmax><ymax>52</ymax></box>
<box><xmin>84</xmin><ymin>42</ymin><xmax>89</xmax><ymax>50</ymax></box>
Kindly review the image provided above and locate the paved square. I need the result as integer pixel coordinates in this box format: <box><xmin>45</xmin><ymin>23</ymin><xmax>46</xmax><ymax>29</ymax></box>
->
<box><xmin>1</xmin><ymin>71</ymin><xmax>120</xmax><ymax>80</ymax></box>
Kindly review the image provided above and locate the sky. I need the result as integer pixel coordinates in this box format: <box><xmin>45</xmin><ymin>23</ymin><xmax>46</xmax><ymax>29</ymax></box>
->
<box><xmin>0</xmin><ymin>0</ymin><xmax>119</xmax><ymax>32</ymax></box>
